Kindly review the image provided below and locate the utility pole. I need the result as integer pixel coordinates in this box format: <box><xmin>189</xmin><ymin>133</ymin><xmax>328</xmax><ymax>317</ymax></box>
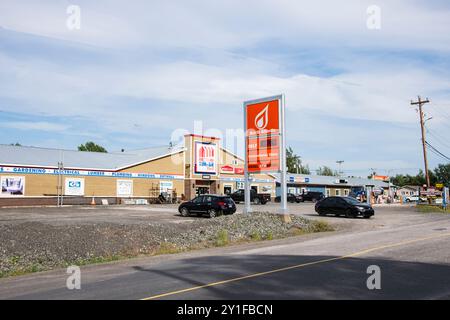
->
<box><xmin>295</xmin><ymin>156</ymin><xmax>301</xmax><ymax>174</ymax></box>
<box><xmin>411</xmin><ymin>96</ymin><xmax>431</xmax><ymax>188</ymax></box>
<box><xmin>336</xmin><ymin>160</ymin><xmax>344</xmax><ymax>176</ymax></box>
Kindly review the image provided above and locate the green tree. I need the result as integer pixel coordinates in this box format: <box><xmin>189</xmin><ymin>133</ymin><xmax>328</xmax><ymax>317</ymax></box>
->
<box><xmin>10</xmin><ymin>142</ymin><xmax>21</xmax><ymax>146</ymax></box>
<box><xmin>434</xmin><ymin>164</ymin><xmax>450</xmax><ymax>186</ymax></box>
<box><xmin>78</xmin><ymin>141</ymin><xmax>107</xmax><ymax>153</ymax></box>
<box><xmin>286</xmin><ymin>146</ymin><xmax>310</xmax><ymax>174</ymax></box>
<box><xmin>316</xmin><ymin>166</ymin><xmax>337</xmax><ymax>176</ymax></box>
<box><xmin>392</xmin><ymin>169</ymin><xmax>438</xmax><ymax>186</ymax></box>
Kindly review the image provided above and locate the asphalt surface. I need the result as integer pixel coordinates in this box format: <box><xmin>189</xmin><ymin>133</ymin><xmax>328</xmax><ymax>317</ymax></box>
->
<box><xmin>0</xmin><ymin>205</ymin><xmax>449</xmax><ymax>299</ymax></box>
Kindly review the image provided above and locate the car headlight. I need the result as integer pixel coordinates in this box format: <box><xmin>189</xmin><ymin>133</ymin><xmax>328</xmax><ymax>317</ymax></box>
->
<box><xmin>356</xmin><ymin>206</ymin><xmax>366</xmax><ymax>211</ymax></box>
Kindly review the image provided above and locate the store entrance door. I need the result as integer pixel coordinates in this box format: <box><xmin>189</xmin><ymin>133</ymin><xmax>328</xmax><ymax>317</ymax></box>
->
<box><xmin>224</xmin><ymin>185</ymin><xmax>232</xmax><ymax>195</ymax></box>
<box><xmin>196</xmin><ymin>186</ymin><xmax>210</xmax><ymax>196</ymax></box>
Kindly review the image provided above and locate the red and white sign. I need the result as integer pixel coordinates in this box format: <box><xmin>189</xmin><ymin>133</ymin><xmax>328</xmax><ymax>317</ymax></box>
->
<box><xmin>195</xmin><ymin>142</ymin><xmax>217</xmax><ymax>174</ymax></box>
<box><xmin>220</xmin><ymin>165</ymin><xmax>245</xmax><ymax>175</ymax></box>
<box><xmin>245</xmin><ymin>97</ymin><xmax>282</xmax><ymax>173</ymax></box>
<box><xmin>220</xmin><ymin>165</ymin><xmax>234</xmax><ymax>173</ymax></box>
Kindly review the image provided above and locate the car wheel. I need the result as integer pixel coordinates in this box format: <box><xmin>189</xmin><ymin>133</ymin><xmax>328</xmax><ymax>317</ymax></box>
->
<box><xmin>345</xmin><ymin>209</ymin><xmax>355</xmax><ymax>218</ymax></box>
<box><xmin>180</xmin><ymin>207</ymin><xmax>189</xmax><ymax>217</ymax></box>
<box><xmin>254</xmin><ymin>198</ymin><xmax>261</xmax><ymax>205</ymax></box>
<box><xmin>405</xmin><ymin>199</ymin><xmax>410</xmax><ymax>203</ymax></box>
<box><xmin>312</xmin><ymin>198</ymin><xmax>317</xmax><ymax>203</ymax></box>
<box><xmin>208</xmin><ymin>209</ymin><xmax>217</xmax><ymax>218</ymax></box>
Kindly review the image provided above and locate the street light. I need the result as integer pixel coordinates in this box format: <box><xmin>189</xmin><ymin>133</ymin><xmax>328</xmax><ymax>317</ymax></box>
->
<box><xmin>295</xmin><ymin>156</ymin><xmax>301</xmax><ymax>174</ymax></box>
<box><xmin>336</xmin><ymin>160</ymin><xmax>344</xmax><ymax>176</ymax></box>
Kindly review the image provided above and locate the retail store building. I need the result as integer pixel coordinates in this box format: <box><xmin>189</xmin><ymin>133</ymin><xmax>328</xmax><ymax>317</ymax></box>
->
<box><xmin>0</xmin><ymin>135</ymin><xmax>276</xmax><ymax>206</ymax></box>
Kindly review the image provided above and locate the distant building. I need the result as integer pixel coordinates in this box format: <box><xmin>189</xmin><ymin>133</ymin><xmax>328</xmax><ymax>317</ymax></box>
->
<box><xmin>396</xmin><ymin>185</ymin><xmax>420</xmax><ymax>197</ymax></box>
<box><xmin>275</xmin><ymin>173</ymin><xmax>388</xmax><ymax>197</ymax></box>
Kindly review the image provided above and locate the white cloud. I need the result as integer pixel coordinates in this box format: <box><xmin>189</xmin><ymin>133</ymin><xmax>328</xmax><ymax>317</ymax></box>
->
<box><xmin>0</xmin><ymin>121</ymin><xmax>68</xmax><ymax>132</ymax></box>
<box><xmin>1</xmin><ymin>0</ymin><xmax>450</xmax><ymax>51</ymax></box>
<box><xmin>1</xmin><ymin>51</ymin><xmax>448</xmax><ymax>127</ymax></box>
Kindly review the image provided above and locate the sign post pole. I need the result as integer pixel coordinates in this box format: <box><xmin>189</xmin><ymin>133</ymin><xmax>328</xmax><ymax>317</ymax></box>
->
<box><xmin>244</xmin><ymin>171</ymin><xmax>252</xmax><ymax>214</ymax></box>
<box><xmin>280</xmin><ymin>94</ymin><xmax>288</xmax><ymax>215</ymax></box>
<box><xmin>443</xmin><ymin>187</ymin><xmax>449</xmax><ymax>210</ymax></box>
<box><xmin>244</xmin><ymin>99</ymin><xmax>251</xmax><ymax>214</ymax></box>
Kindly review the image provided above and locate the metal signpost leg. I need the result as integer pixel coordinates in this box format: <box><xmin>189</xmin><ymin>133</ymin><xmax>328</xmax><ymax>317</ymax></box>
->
<box><xmin>244</xmin><ymin>171</ymin><xmax>252</xmax><ymax>214</ymax></box>
<box><xmin>280</xmin><ymin>95</ymin><xmax>288</xmax><ymax>216</ymax></box>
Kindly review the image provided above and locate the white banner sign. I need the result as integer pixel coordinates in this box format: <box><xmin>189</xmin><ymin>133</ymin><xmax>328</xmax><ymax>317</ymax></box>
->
<box><xmin>64</xmin><ymin>178</ymin><xmax>85</xmax><ymax>196</ymax></box>
<box><xmin>1</xmin><ymin>176</ymin><xmax>25</xmax><ymax>196</ymax></box>
<box><xmin>160</xmin><ymin>181</ymin><xmax>173</xmax><ymax>193</ymax></box>
<box><xmin>0</xmin><ymin>166</ymin><xmax>184</xmax><ymax>180</ymax></box>
<box><xmin>117</xmin><ymin>180</ymin><xmax>133</xmax><ymax>197</ymax></box>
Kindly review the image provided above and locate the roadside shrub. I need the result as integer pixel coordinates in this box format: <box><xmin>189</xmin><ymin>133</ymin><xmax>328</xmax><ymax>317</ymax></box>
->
<box><xmin>215</xmin><ymin>229</ymin><xmax>229</xmax><ymax>247</ymax></box>
<box><xmin>309</xmin><ymin>220</ymin><xmax>333</xmax><ymax>232</ymax></box>
<box><xmin>156</xmin><ymin>242</ymin><xmax>181</xmax><ymax>255</ymax></box>
<box><xmin>250</xmin><ymin>231</ymin><xmax>262</xmax><ymax>241</ymax></box>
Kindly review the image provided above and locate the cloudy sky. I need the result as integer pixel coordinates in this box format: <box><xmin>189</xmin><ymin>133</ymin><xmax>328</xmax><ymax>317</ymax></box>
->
<box><xmin>1</xmin><ymin>0</ymin><xmax>450</xmax><ymax>177</ymax></box>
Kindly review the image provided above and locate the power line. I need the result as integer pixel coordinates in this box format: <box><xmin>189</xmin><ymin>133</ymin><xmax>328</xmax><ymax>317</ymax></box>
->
<box><xmin>426</xmin><ymin>128</ymin><xmax>450</xmax><ymax>150</ymax></box>
<box><xmin>425</xmin><ymin>141</ymin><xmax>450</xmax><ymax>162</ymax></box>
<box><xmin>428</xmin><ymin>147</ymin><xmax>450</xmax><ymax>164</ymax></box>
<box><xmin>429</xmin><ymin>105</ymin><xmax>450</xmax><ymax>123</ymax></box>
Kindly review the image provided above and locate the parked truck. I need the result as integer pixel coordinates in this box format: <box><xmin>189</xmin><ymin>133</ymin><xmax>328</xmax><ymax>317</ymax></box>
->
<box><xmin>230</xmin><ymin>189</ymin><xmax>271</xmax><ymax>205</ymax></box>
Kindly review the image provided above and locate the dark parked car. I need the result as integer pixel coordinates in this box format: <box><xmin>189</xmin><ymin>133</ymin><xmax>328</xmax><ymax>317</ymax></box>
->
<box><xmin>315</xmin><ymin>196</ymin><xmax>374</xmax><ymax>218</ymax></box>
<box><xmin>179</xmin><ymin>195</ymin><xmax>236</xmax><ymax>218</ymax></box>
<box><xmin>299</xmin><ymin>191</ymin><xmax>325</xmax><ymax>202</ymax></box>
<box><xmin>230</xmin><ymin>189</ymin><xmax>271</xmax><ymax>205</ymax></box>
<box><xmin>275</xmin><ymin>193</ymin><xmax>302</xmax><ymax>203</ymax></box>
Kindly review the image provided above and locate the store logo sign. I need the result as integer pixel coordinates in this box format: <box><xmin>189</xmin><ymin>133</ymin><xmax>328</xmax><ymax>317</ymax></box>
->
<box><xmin>69</xmin><ymin>181</ymin><xmax>81</xmax><ymax>188</ymax></box>
<box><xmin>195</xmin><ymin>142</ymin><xmax>217</xmax><ymax>174</ymax></box>
<box><xmin>255</xmin><ymin>105</ymin><xmax>269</xmax><ymax>130</ymax></box>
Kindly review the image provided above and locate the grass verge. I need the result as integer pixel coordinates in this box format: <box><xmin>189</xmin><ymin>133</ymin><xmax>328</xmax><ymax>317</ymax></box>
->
<box><xmin>416</xmin><ymin>204</ymin><xmax>450</xmax><ymax>214</ymax></box>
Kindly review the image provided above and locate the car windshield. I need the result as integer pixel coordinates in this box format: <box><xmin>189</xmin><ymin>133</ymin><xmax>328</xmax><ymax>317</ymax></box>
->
<box><xmin>222</xmin><ymin>197</ymin><xmax>234</xmax><ymax>203</ymax></box>
<box><xmin>344</xmin><ymin>197</ymin><xmax>362</xmax><ymax>205</ymax></box>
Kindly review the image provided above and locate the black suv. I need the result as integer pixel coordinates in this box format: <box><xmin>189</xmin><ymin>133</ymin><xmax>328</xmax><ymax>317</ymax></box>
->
<box><xmin>315</xmin><ymin>196</ymin><xmax>374</xmax><ymax>218</ymax></box>
<box><xmin>299</xmin><ymin>191</ymin><xmax>325</xmax><ymax>202</ymax></box>
<box><xmin>230</xmin><ymin>189</ymin><xmax>271</xmax><ymax>205</ymax></box>
<box><xmin>275</xmin><ymin>193</ymin><xmax>302</xmax><ymax>203</ymax></box>
<box><xmin>178</xmin><ymin>195</ymin><xmax>236</xmax><ymax>218</ymax></box>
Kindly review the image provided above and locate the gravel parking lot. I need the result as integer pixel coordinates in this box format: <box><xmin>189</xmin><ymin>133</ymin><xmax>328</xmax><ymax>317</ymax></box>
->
<box><xmin>0</xmin><ymin>202</ymin><xmax>334</xmax><ymax>278</ymax></box>
<box><xmin>0</xmin><ymin>201</ymin><xmax>420</xmax><ymax>232</ymax></box>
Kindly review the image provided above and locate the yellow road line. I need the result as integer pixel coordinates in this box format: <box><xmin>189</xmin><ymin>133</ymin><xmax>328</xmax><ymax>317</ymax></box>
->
<box><xmin>141</xmin><ymin>232</ymin><xmax>450</xmax><ymax>300</ymax></box>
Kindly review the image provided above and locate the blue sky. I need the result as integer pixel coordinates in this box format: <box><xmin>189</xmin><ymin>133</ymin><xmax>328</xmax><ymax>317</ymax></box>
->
<box><xmin>1</xmin><ymin>0</ymin><xmax>450</xmax><ymax>177</ymax></box>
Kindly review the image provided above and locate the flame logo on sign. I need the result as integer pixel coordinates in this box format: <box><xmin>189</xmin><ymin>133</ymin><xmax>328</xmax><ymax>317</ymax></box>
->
<box><xmin>255</xmin><ymin>104</ymin><xmax>269</xmax><ymax>130</ymax></box>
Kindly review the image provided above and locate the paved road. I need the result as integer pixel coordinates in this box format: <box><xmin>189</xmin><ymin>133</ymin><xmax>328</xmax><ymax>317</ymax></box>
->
<box><xmin>0</xmin><ymin>206</ymin><xmax>449</xmax><ymax>299</ymax></box>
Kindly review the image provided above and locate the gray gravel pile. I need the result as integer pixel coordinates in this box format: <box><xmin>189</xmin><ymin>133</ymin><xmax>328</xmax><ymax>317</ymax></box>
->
<box><xmin>0</xmin><ymin>213</ymin><xmax>328</xmax><ymax>277</ymax></box>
